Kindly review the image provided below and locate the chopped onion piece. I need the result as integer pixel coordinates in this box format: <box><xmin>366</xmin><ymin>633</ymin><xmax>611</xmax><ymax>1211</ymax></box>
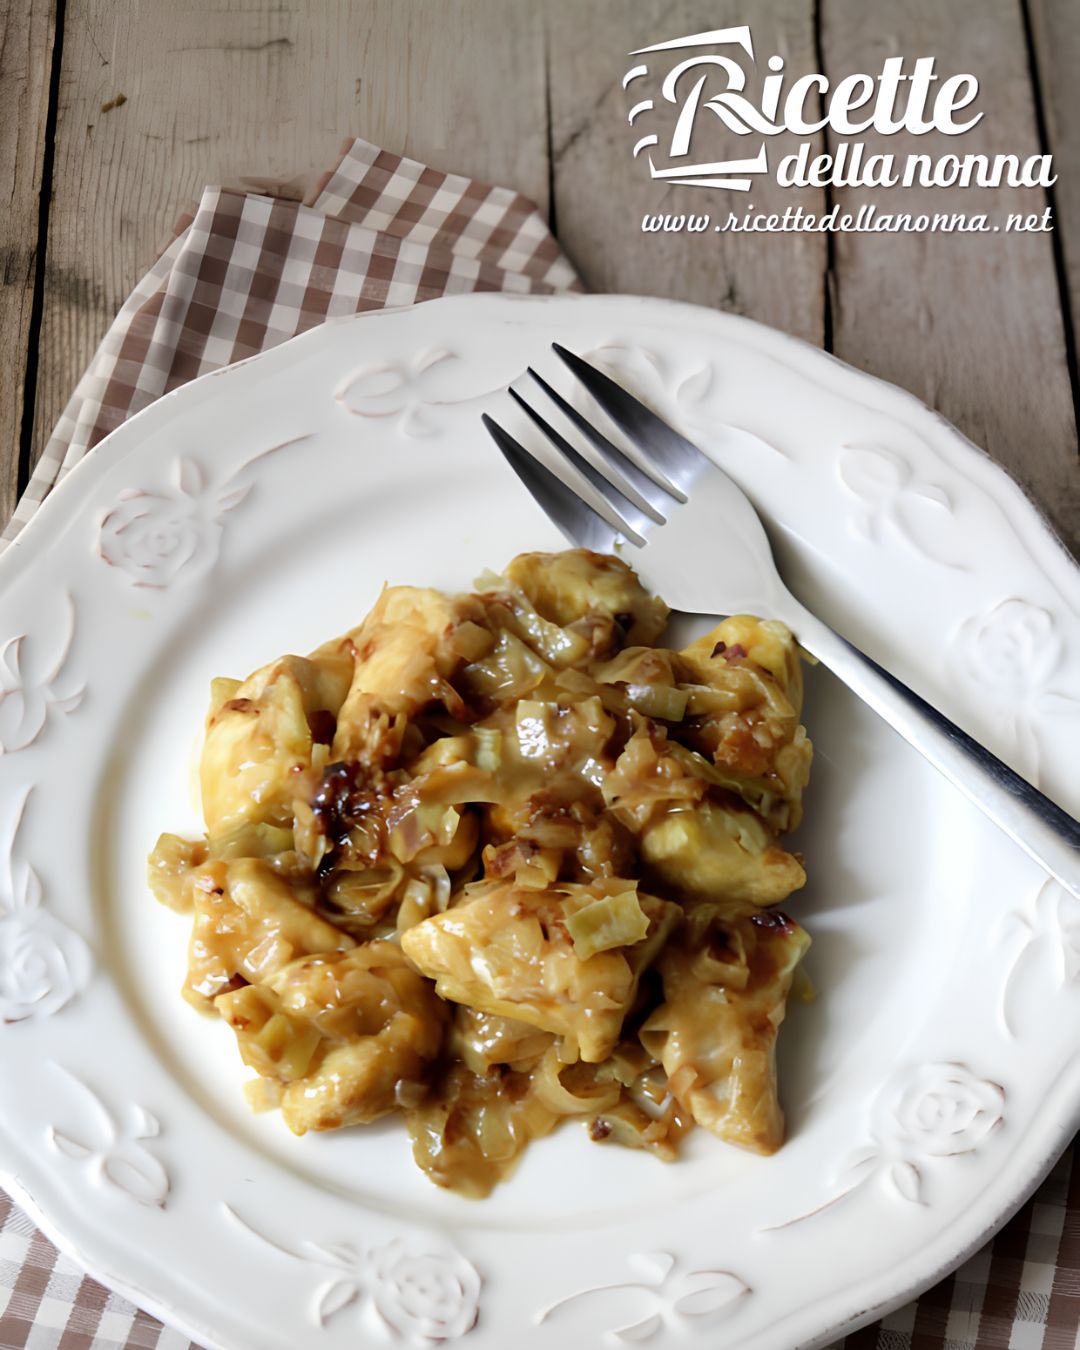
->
<box><xmin>532</xmin><ymin>1047</ymin><xmax>621</xmax><ymax>1115</ymax></box>
<box><xmin>624</xmin><ymin>682</ymin><xmax>689</xmax><ymax>721</ymax></box>
<box><xmin>563</xmin><ymin>889</ymin><xmax>650</xmax><ymax>960</ymax></box>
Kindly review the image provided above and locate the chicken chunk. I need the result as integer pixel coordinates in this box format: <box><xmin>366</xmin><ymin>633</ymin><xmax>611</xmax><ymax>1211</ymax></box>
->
<box><xmin>200</xmin><ymin>653</ymin><xmax>352</xmax><ymax>842</ymax></box>
<box><xmin>641</xmin><ymin>904</ymin><xmax>810</xmax><ymax>1154</ymax></box>
<box><xmin>401</xmin><ymin>878</ymin><xmax>678</xmax><ymax>1062</ymax></box>
<box><xmin>219</xmin><ymin>942</ymin><xmax>448</xmax><ymax>1134</ymax></box>
<box><xmin>503</xmin><ymin>549</ymin><xmax>669</xmax><ymax>648</ymax></box>
<box><xmin>639</xmin><ymin>799</ymin><xmax>806</xmax><ymax>906</ymax></box>
<box><xmin>184</xmin><ymin>858</ymin><xmax>352</xmax><ymax>1009</ymax></box>
<box><xmin>332</xmin><ymin>586</ymin><xmax>486</xmax><ymax>759</ymax></box>
<box><xmin>676</xmin><ymin>616</ymin><xmax>812</xmax><ymax>832</ymax></box>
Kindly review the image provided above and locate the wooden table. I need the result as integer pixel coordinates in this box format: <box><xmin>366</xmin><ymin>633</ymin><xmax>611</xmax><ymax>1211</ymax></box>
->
<box><xmin>1</xmin><ymin>0</ymin><xmax>1078</xmax><ymax>557</ymax></box>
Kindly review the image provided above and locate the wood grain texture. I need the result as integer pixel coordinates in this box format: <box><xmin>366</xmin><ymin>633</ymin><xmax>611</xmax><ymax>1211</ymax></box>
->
<box><xmin>545</xmin><ymin>0</ymin><xmax>828</xmax><ymax>345</ymax></box>
<box><xmin>0</xmin><ymin>0</ymin><xmax>54</xmax><ymax>524</ymax></box>
<box><xmin>822</xmin><ymin>0</ymin><xmax>1080</xmax><ymax>556</ymax></box>
<box><xmin>29</xmin><ymin>0</ymin><xmax>547</xmax><ymax>465</ymax></box>
<box><xmin>1027</xmin><ymin>0</ymin><xmax>1080</xmax><ymax>370</ymax></box>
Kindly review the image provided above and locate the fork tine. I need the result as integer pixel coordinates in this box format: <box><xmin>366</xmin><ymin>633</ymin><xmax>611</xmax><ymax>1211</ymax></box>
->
<box><xmin>481</xmin><ymin>414</ymin><xmax>641</xmax><ymax>553</ymax></box>
<box><xmin>552</xmin><ymin>343</ymin><xmax>710</xmax><ymax>490</ymax></box>
<box><xmin>508</xmin><ymin>387</ymin><xmax>660</xmax><ymax>534</ymax></box>
<box><xmin>525</xmin><ymin>367</ymin><xmax>680</xmax><ymax>512</ymax></box>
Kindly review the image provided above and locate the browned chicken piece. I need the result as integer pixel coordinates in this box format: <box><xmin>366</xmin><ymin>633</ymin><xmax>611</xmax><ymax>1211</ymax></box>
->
<box><xmin>676</xmin><ymin>615</ymin><xmax>813</xmax><ymax>833</ymax></box>
<box><xmin>401</xmin><ymin>877</ymin><xmax>679</xmax><ymax>1062</ymax></box>
<box><xmin>218</xmin><ymin>942</ymin><xmax>448</xmax><ymax>1134</ymax></box>
<box><xmin>503</xmin><ymin>548</ymin><xmax>669</xmax><ymax>650</ymax></box>
<box><xmin>200</xmin><ymin>653</ymin><xmax>352</xmax><ymax>843</ymax></box>
<box><xmin>642</xmin><ymin>903</ymin><xmax>810</xmax><ymax>1154</ymax></box>
<box><xmin>331</xmin><ymin>586</ymin><xmax>488</xmax><ymax>760</ymax></box>
<box><xmin>603</xmin><ymin>723</ymin><xmax>806</xmax><ymax>906</ymax></box>
<box><xmin>183</xmin><ymin>858</ymin><xmax>352</xmax><ymax>1010</ymax></box>
<box><xmin>638</xmin><ymin>798</ymin><xmax>806</xmax><ymax>906</ymax></box>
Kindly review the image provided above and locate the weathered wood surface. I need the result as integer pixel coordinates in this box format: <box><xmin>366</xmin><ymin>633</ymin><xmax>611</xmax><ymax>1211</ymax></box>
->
<box><xmin>547</xmin><ymin>0</ymin><xmax>827</xmax><ymax>346</ymax></box>
<box><xmin>2</xmin><ymin>0</ymin><xmax>1079</xmax><ymax>558</ymax></box>
<box><xmin>0</xmin><ymin>0</ymin><xmax>55</xmax><ymax>525</ymax></box>
<box><xmin>28</xmin><ymin>0</ymin><xmax>548</xmax><ymax>466</ymax></box>
<box><xmin>822</xmin><ymin>0</ymin><xmax>1080</xmax><ymax>553</ymax></box>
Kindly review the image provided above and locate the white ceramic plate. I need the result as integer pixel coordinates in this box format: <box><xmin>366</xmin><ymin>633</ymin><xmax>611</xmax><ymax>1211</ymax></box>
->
<box><xmin>2</xmin><ymin>293</ymin><xmax>1078</xmax><ymax>1350</ymax></box>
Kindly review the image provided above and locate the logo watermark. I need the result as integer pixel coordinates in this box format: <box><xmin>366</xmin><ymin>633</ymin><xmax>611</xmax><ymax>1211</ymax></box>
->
<box><xmin>625</xmin><ymin>25</ymin><xmax>1055</xmax><ymax>232</ymax></box>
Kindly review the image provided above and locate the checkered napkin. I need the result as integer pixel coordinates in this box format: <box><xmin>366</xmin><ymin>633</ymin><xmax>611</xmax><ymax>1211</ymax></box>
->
<box><xmin>1</xmin><ymin>137</ymin><xmax>1077</xmax><ymax>1350</ymax></box>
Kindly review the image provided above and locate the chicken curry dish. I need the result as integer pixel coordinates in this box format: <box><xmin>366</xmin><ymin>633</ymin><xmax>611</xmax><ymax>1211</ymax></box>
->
<box><xmin>149</xmin><ymin>549</ymin><xmax>814</xmax><ymax>1197</ymax></box>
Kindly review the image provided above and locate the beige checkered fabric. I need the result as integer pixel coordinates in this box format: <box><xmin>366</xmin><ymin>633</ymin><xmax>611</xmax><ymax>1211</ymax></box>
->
<box><xmin>1</xmin><ymin>137</ymin><xmax>1077</xmax><ymax>1350</ymax></box>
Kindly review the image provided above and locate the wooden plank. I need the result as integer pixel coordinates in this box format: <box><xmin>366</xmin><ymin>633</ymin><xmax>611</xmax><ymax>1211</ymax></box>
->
<box><xmin>1027</xmin><ymin>0</ymin><xmax>1080</xmax><ymax>386</ymax></box>
<box><xmin>30</xmin><ymin>0</ymin><xmax>547</xmax><ymax>465</ymax></box>
<box><xmin>822</xmin><ymin>0</ymin><xmax>1080</xmax><ymax>557</ymax></box>
<box><xmin>546</xmin><ymin>0</ymin><xmax>827</xmax><ymax>345</ymax></box>
<box><xmin>0</xmin><ymin>0</ymin><xmax>55</xmax><ymax>526</ymax></box>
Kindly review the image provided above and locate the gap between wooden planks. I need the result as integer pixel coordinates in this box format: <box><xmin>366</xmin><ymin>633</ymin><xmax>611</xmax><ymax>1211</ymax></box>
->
<box><xmin>0</xmin><ymin>0</ymin><xmax>56</xmax><ymax>528</ymax></box>
<box><xmin>6</xmin><ymin>0</ymin><xmax>1080</xmax><ymax>557</ymax></box>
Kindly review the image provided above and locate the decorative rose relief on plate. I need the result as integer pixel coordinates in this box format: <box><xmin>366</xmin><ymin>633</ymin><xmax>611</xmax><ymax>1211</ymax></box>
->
<box><xmin>836</xmin><ymin>443</ymin><xmax>964</xmax><ymax>569</ymax></box>
<box><xmin>336</xmin><ymin>348</ymin><xmax>505</xmax><ymax>436</ymax></box>
<box><xmin>0</xmin><ymin>591</ymin><xmax>84</xmax><ymax>754</ymax></box>
<box><xmin>224</xmin><ymin>1205</ymin><xmax>480</xmax><ymax>1344</ymax></box>
<box><xmin>0</xmin><ymin>788</ymin><xmax>92</xmax><ymax>1024</ymax></box>
<box><xmin>948</xmin><ymin>598</ymin><xmax>1078</xmax><ymax>782</ymax></box>
<box><xmin>47</xmin><ymin>1064</ymin><xmax>169</xmax><ymax>1208</ymax></box>
<box><xmin>1000</xmin><ymin>878</ymin><xmax>1080</xmax><ymax>1037</ymax></box>
<box><xmin>97</xmin><ymin>438</ymin><xmax>308</xmax><ymax>588</ymax></box>
<box><xmin>766</xmin><ymin>1063</ymin><xmax>1004</xmax><ymax>1228</ymax></box>
<box><xmin>536</xmin><ymin>1251</ymin><xmax>750</xmax><ymax>1344</ymax></box>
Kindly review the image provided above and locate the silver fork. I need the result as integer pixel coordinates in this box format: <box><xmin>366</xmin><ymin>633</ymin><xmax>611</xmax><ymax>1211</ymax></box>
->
<box><xmin>482</xmin><ymin>343</ymin><xmax>1080</xmax><ymax>901</ymax></box>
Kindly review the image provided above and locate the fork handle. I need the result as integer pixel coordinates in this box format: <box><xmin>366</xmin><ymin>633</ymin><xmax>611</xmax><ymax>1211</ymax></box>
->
<box><xmin>787</xmin><ymin>602</ymin><xmax>1080</xmax><ymax>901</ymax></box>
